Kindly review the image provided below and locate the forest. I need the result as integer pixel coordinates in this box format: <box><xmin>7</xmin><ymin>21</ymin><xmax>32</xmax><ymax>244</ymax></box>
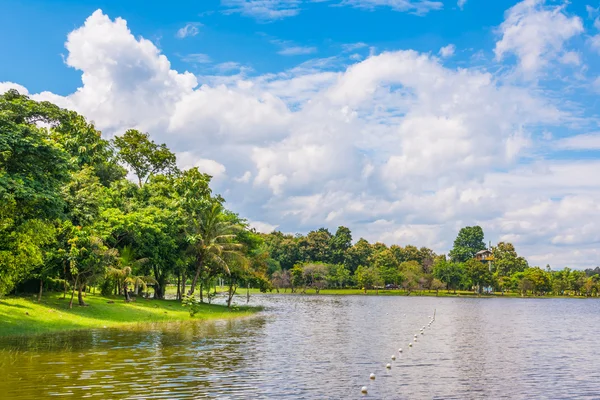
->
<box><xmin>2</xmin><ymin>90</ymin><xmax>600</xmax><ymax>307</ymax></box>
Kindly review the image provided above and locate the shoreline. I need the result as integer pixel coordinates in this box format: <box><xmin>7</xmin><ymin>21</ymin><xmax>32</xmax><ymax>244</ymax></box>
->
<box><xmin>0</xmin><ymin>292</ymin><xmax>261</xmax><ymax>338</ymax></box>
<box><xmin>245</xmin><ymin>288</ymin><xmax>598</xmax><ymax>299</ymax></box>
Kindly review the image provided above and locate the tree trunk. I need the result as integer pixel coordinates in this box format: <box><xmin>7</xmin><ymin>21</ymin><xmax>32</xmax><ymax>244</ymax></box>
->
<box><xmin>78</xmin><ymin>282</ymin><xmax>87</xmax><ymax>306</ymax></box>
<box><xmin>38</xmin><ymin>279</ymin><xmax>43</xmax><ymax>302</ymax></box>
<box><xmin>123</xmin><ymin>280</ymin><xmax>130</xmax><ymax>302</ymax></box>
<box><xmin>69</xmin><ymin>276</ymin><xmax>79</xmax><ymax>309</ymax></box>
<box><xmin>227</xmin><ymin>280</ymin><xmax>237</xmax><ymax>308</ymax></box>
<box><xmin>181</xmin><ymin>271</ymin><xmax>186</xmax><ymax>300</ymax></box>
<box><xmin>188</xmin><ymin>258</ymin><xmax>203</xmax><ymax>296</ymax></box>
<box><xmin>246</xmin><ymin>282</ymin><xmax>250</xmax><ymax>303</ymax></box>
<box><xmin>176</xmin><ymin>273</ymin><xmax>181</xmax><ymax>301</ymax></box>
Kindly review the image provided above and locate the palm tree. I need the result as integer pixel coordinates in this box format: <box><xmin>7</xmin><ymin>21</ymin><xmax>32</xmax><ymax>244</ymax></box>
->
<box><xmin>107</xmin><ymin>246</ymin><xmax>153</xmax><ymax>301</ymax></box>
<box><xmin>186</xmin><ymin>203</ymin><xmax>247</xmax><ymax>297</ymax></box>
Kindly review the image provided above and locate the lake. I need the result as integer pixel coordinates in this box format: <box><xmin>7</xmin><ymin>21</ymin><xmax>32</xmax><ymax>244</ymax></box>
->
<box><xmin>1</xmin><ymin>295</ymin><xmax>599</xmax><ymax>399</ymax></box>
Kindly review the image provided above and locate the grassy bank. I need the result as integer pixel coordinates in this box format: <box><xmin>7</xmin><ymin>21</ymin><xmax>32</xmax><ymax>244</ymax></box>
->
<box><xmin>0</xmin><ymin>292</ymin><xmax>260</xmax><ymax>338</ymax></box>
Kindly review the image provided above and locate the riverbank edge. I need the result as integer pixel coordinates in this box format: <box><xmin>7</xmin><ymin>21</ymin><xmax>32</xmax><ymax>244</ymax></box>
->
<box><xmin>0</xmin><ymin>292</ymin><xmax>262</xmax><ymax>338</ymax></box>
<box><xmin>239</xmin><ymin>288</ymin><xmax>596</xmax><ymax>299</ymax></box>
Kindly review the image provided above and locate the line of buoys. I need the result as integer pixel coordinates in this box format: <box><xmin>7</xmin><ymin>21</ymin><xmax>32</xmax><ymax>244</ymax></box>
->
<box><xmin>361</xmin><ymin>310</ymin><xmax>437</xmax><ymax>394</ymax></box>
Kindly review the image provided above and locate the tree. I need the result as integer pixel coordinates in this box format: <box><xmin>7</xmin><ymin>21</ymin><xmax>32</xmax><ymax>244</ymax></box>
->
<box><xmin>113</xmin><ymin>129</ymin><xmax>177</xmax><ymax>187</ymax></box>
<box><xmin>0</xmin><ymin>90</ymin><xmax>71</xmax><ymax>295</ymax></box>
<box><xmin>298</xmin><ymin>228</ymin><xmax>333</xmax><ymax>263</ymax></box>
<box><xmin>67</xmin><ymin>231</ymin><xmax>117</xmax><ymax>308</ymax></box>
<box><xmin>465</xmin><ymin>258</ymin><xmax>492</xmax><ymax>294</ymax></box>
<box><xmin>302</xmin><ymin>263</ymin><xmax>328</xmax><ymax>293</ymax></box>
<box><xmin>431</xmin><ymin>278</ymin><xmax>444</xmax><ymax>296</ymax></box>
<box><xmin>492</xmin><ymin>242</ymin><xmax>528</xmax><ymax>276</ymax></box>
<box><xmin>355</xmin><ymin>265</ymin><xmax>382</xmax><ymax>294</ymax></box>
<box><xmin>185</xmin><ymin>203</ymin><xmax>246</xmax><ymax>297</ymax></box>
<box><xmin>344</xmin><ymin>238</ymin><xmax>373</xmax><ymax>274</ymax></box>
<box><xmin>371</xmin><ymin>248</ymin><xmax>400</xmax><ymax>285</ymax></box>
<box><xmin>449</xmin><ymin>226</ymin><xmax>486</xmax><ymax>263</ymax></box>
<box><xmin>330</xmin><ymin>226</ymin><xmax>352</xmax><ymax>265</ymax></box>
<box><xmin>399</xmin><ymin>261</ymin><xmax>421</xmax><ymax>295</ymax></box>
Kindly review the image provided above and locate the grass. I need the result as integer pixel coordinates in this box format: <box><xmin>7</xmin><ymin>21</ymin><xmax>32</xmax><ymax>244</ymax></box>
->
<box><xmin>0</xmin><ymin>292</ymin><xmax>260</xmax><ymax>338</ymax></box>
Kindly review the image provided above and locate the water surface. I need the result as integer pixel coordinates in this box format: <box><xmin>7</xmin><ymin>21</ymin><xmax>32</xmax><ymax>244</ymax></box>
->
<box><xmin>1</xmin><ymin>295</ymin><xmax>599</xmax><ymax>399</ymax></box>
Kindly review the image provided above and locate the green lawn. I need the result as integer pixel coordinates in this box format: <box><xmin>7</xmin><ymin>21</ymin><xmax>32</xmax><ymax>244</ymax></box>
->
<box><xmin>0</xmin><ymin>292</ymin><xmax>260</xmax><ymax>337</ymax></box>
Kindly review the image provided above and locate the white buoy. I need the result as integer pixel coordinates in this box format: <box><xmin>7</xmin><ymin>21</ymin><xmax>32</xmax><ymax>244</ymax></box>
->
<box><xmin>414</xmin><ymin>337</ymin><xmax>417</xmax><ymax>342</ymax></box>
<box><xmin>399</xmin><ymin>348</ymin><xmax>403</xmax><ymax>353</ymax></box>
<box><xmin>386</xmin><ymin>363</ymin><xmax>391</xmax><ymax>369</ymax></box>
<box><xmin>370</xmin><ymin>373</ymin><xmax>376</xmax><ymax>380</ymax></box>
<box><xmin>414</xmin><ymin>334</ymin><xmax>417</xmax><ymax>338</ymax></box>
<box><xmin>409</xmin><ymin>343</ymin><xmax>413</xmax><ymax>347</ymax></box>
<box><xmin>361</xmin><ymin>386</ymin><xmax>368</xmax><ymax>394</ymax></box>
<box><xmin>391</xmin><ymin>355</ymin><xmax>396</xmax><ymax>360</ymax></box>
<box><xmin>422</xmin><ymin>326</ymin><xmax>426</xmax><ymax>330</ymax></box>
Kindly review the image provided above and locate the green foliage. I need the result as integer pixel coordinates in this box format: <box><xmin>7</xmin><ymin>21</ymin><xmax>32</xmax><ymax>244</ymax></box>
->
<box><xmin>449</xmin><ymin>226</ymin><xmax>486</xmax><ymax>263</ymax></box>
<box><xmin>113</xmin><ymin>129</ymin><xmax>177</xmax><ymax>187</ymax></box>
<box><xmin>182</xmin><ymin>294</ymin><xmax>200</xmax><ymax>317</ymax></box>
<box><xmin>492</xmin><ymin>242</ymin><xmax>528</xmax><ymax>276</ymax></box>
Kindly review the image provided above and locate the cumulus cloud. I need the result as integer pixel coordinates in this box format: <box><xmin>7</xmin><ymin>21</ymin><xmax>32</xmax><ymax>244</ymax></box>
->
<box><xmin>457</xmin><ymin>0</ymin><xmax>467</xmax><ymax>10</ymax></box>
<box><xmin>4</xmin><ymin>7</ymin><xmax>599</xmax><ymax>268</ymax></box>
<box><xmin>439</xmin><ymin>44</ymin><xmax>455</xmax><ymax>58</ymax></box>
<box><xmin>494</xmin><ymin>0</ymin><xmax>583</xmax><ymax>75</ymax></box>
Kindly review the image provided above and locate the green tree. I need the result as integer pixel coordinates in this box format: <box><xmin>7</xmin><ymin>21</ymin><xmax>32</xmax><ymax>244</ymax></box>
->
<box><xmin>344</xmin><ymin>238</ymin><xmax>373</xmax><ymax>274</ymax></box>
<box><xmin>113</xmin><ymin>129</ymin><xmax>177</xmax><ymax>187</ymax></box>
<box><xmin>330</xmin><ymin>226</ymin><xmax>352</xmax><ymax>265</ymax></box>
<box><xmin>492</xmin><ymin>242</ymin><xmax>528</xmax><ymax>276</ymax></box>
<box><xmin>465</xmin><ymin>258</ymin><xmax>492</xmax><ymax>294</ymax></box>
<box><xmin>355</xmin><ymin>265</ymin><xmax>382</xmax><ymax>294</ymax></box>
<box><xmin>449</xmin><ymin>226</ymin><xmax>486</xmax><ymax>263</ymax></box>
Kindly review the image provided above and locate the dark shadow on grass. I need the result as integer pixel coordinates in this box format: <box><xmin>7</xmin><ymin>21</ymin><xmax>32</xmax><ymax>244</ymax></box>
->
<box><xmin>0</xmin><ymin>301</ymin><xmax>32</xmax><ymax>310</ymax></box>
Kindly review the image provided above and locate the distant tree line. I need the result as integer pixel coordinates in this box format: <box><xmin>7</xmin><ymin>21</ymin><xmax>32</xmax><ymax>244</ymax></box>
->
<box><xmin>263</xmin><ymin>225</ymin><xmax>600</xmax><ymax>297</ymax></box>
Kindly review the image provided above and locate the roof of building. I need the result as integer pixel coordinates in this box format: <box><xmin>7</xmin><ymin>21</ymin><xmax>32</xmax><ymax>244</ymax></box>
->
<box><xmin>475</xmin><ymin>249</ymin><xmax>492</xmax><ymax>255</ymax></box>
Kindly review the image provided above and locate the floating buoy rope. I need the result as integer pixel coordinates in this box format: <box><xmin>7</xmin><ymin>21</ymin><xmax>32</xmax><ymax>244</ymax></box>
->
<box><xmin>360</xmin><ymin>309</ymin><xmax>437</xmax><ymax>395</ymax></box>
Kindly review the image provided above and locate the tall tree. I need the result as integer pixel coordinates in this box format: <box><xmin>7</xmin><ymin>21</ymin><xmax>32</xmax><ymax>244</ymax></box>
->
<box><xmin>113</xmin><ymin>129</ymin><xmax>177</xmax><ymax>187</ymax></box>
<box><xmin>449</xmin><ymin>226</ymin><xmax>486</xmax><ymax>263</ymax></box>
<box><xmin>492</xmin><ymin>242</ymin><xmax>528</xmax><ymax>276</ymax></box>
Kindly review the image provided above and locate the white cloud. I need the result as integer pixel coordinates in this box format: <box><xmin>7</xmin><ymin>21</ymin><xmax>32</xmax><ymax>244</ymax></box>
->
<box><xmin>0</xmin><ymin>82</ymin><xmax>29</xmax><ymax>95</ymax></box>
<box><xmin>457</xmin><ymin>0</ymin><xmax>467</xmax><ymax>10</ymax></box>
<box><xmin>181</xmin><ymin>53</ymin><xmax>212</xmax><ymax>63</ymax></box>
<box><xmin>439</xmin><ymin>44</ymin><xmax>455</xmax><ymax>58</ymax></box>
<box><xmin>7</xmin><ymin>8</ymin><xmax>600</xmax><ymax>269</ymax></box>
<box><xmin>494</xmin><ymin>0</ymin><xmax>583</xmax><ymax>75</ymax></box>
<box><xmin>248</xmin><ymin>220</ymin><xmax>279</xmax><ymax>233</ymax></box>
<box><xmin>559</xmin><ymin>51</ymin><xmax>580</xmax><ymax>65</ymax></box>
<box><xmin>341</xmin><ymin>0</ymin><xmax>443</xmax><ymax>15</ymax></box>
<box><xmin>221</xmin><ymin>0</ymin><xmax>443</xmax><ymax>20</ymax></box>
<box><xmin>221</xmin><ymin>0</ymin><xmax>301</xmax><ymax>20</ymax></box>
<box><xmin>278</xmin><ymin>45</ymin><xmax>318</xmax><ymax>56</ymax></box>
<box><xmin>176</xmin><ymin>22</ymin><xmax>202</xmax><ymax>38</ymax></box>
<box><xmin>342</xmin><ymin>42</ymin><xmax>368</xmax><ymax>52</ymax></box>
<box><xmin>555</xmin><ymin>133</ymin><xmax>600</xmax><ymax>150</ymax></box>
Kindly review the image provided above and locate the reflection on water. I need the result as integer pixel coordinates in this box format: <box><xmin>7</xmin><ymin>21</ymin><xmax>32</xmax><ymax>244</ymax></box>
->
<box><xmin>1</xmin><ymin>295</ymin><xmax>600</xmax><ymax>399</ymax></box>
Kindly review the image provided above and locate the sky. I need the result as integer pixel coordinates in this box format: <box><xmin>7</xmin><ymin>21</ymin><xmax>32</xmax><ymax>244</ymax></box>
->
<box><xmin>2</xmin><ymin>0</ymin><xmax>600</xmax><ymax>269</ymax></box>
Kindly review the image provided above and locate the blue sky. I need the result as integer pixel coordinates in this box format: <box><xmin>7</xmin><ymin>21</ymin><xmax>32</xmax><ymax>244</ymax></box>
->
<box><xmin>2</xmin><ymin>0</ymin><xmax>600</xmax><ymax>268</ymax></box>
